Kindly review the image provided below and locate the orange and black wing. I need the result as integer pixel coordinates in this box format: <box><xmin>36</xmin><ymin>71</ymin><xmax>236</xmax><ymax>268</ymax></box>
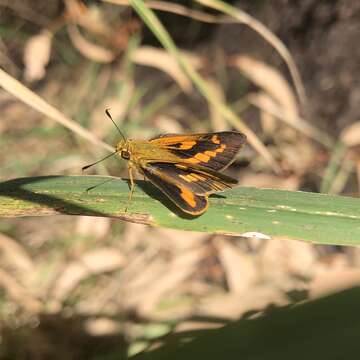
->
<box><xmin>150</xmin><ymin>131</ymin><xmax>246</xmax><ymax>171</ymax></box>
<box><xmin>140</xmin><ymin>162</ymin><xmax>237</xmax><ymax>215</ymax></box>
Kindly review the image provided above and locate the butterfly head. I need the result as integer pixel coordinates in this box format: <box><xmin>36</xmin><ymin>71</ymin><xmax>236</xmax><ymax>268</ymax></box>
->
<box><xmin>116</xmin><ymin>139</ymin><xmax>131</xmax><ymax>160</ymax></box>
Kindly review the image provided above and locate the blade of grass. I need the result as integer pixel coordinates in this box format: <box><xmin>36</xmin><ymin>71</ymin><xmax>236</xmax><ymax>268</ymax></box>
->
<box><xmin>248</xmin><ymin>93</ymin><xmax>333</xmax><ymax>148</ymax></box>
<box><xmin>106</xmin><ymin>1</ymin><xmax>325</xmax><ymax>149</ymax></box>
<box><xmin>128</xmin><ymin>0</ymin><xmax>280</xmax><ymax>173</ymax></box>
<box><xmin>196</xmin><ymin>0</ymin><xmax>307</xmax><ymax>109</ymax></box>
<box><xmin>0</xmin><ymin>68</ymin><xmax>114</xmax><ymax>153</ymax></box>
<box><xmin>328</xmin><ymin>157</ymin><xmax>354</xmax><ymax>195</ymax></box>
<box><xmin>320</xmin><ymin>141</ymin><xmax>348</xmax><ymax>193</ymax></box>
<box><xmin>109</xmin><ymin>0</ymin><xmax>307</xmax><ymax>107</ymax></box>
<box><xmin>1</xmin><ymin>175</ymin><xmax>360</xmax><ymax>245</ymax></box>
<box><xmin>103</xmin><ymin>0</ymin><xmax>227</xmax><ymax>23</ymax></box>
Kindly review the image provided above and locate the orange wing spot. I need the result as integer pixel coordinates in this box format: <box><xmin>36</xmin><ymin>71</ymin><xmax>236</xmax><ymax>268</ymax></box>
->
<box><xmin>216</xmin><ymin>144</ymin><xmax>226</xmax><ymax>153</ymax></box>
<box><xmin>179</xmin><ymin>174</ymin><xmax>195</xmax><ymax>183</ymax></box>
<box><xmin>179</xmin><ymin>174</ymin><xmax>205</xmax><ymax>183</ymax></box>
<box><xmin>179</xmin><ymin>174</ymin><xmax>191</xmax><ymax>183</ymax></box>
<box><xmin>193</xmin><ymin>174</ymin><xmax>205</xmax><ymax>181</ymax></box>
<box><xmin>204</xmin><ymin>150</ymin><xmax>217</xmax><ymax>157</ymax></box>
<box><xmin>211</xmin><ymin>135</ymin><xmax>220</xmax><ymax>144</ymax></box>
<box><xmin>195</xmin><ymin>153</ymin><xmax>210</xmax><ymax>163</ymax></box>
<box><xmin>178</xmin><ymin>141</ymin><xmax>197</xmax><ymax>150</ymax></box>
<box><xmin>186</xmin><ymin>157</ymin><xmax>201</xmax><ymax>164</ymax></box>
<box><xmin>180</xmin><ymin>187</ymin><xmax>197</xmax><ymax>207</ymax></box>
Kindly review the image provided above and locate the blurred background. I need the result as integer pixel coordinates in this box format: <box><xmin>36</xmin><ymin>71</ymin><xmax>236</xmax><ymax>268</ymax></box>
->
<box><xmin>1</xmin><ymin>0</ymin><xmax>360</xmax><ymax>358</ymax></box>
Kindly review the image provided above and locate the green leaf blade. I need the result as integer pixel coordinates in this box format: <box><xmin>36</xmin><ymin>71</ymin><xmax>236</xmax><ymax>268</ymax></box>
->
<box><xmin>1</xmin><ymin>175</ymin><xmax>360</xmax><ymax>245</ymax></box>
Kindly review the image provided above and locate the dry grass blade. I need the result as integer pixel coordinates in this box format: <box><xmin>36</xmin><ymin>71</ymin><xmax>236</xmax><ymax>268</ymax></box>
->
<box><xmin>67</xmin><ymin>24</ymin><xmax>115</xmax><ymax>63</ymax></box>
<box><xmin>205</xmin><ymin>78</ymin><xmax>229</xmax><ymax>131</ymax></box>
<box><xmin>258</xmin><ymin>93</ymin><xmax>277</xmax><ymax>135</ymax></box>
<box><xmin>132</xmin><ymin>46</ymin><xmax>203</xmax><ymax>93</ymax></box>
<box><xmin>51</xmin><ymin>247</ymin><xmax>125</xmax><ymax>302</ymax></box>
<box><xmin>196</xmin><ymin>0</ymin><xmax>307</xmax><ymax>109</ymax></box>
<box><xmin>0</xmin><ymin>68</ymin><xmax>114</xmax><ymax>152</ymax></box>
<box><xmin>237</xmin><ymin>121</ymin><xmax>280</xmax><ymax>173</ymax></box>
<box><xmin>232</xmin><ymin>55</ymin><xmax>299</xmax><ymax>116</ymax></box>
<box><xmin>103</xmin><ymin>0</ymin><xmax>228</xmax><ymax>23</ymax></box>
<box><xmin>320</xmin><ymin>141</ymin><xmax>349</xmax><ymax>194</ymax></box>
<box><xmin>327</xmin><ymin>157</ymin><xmax>354</xmax><ymax>195</ymax></box>
<box><xmin>248</xmin><ymin>93</ymin><xmax>333</xmax><ymax>147</ymax></box>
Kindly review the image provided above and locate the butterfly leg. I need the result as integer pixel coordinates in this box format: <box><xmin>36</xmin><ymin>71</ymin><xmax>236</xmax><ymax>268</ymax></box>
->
<box><xmin>125</xmin><ymin>162</ymin><xmax>135</xmax><ymax>212</ymax></box>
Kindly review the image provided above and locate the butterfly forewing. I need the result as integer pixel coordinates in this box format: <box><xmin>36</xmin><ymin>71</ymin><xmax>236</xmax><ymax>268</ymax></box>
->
<box><xmin>143</xmin><ymin>162</ymin><xmax>236</xmax><ymax>195</ymax></box>
<box><xmin>150</xmin><ymin>131</ymin><xmax>246</xmax><ymax>171</ymax></box>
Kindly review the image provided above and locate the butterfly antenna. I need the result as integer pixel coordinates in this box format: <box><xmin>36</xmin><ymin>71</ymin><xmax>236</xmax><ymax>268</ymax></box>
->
<box><xmin>82</xmin><ymin>151</ymin><xmax>118</xmax><ymax>172</ymax></box>
<box><xmin>105</xmin><ymin>108</ymin><xmax>126</xmax><ymax>141</ymax></box>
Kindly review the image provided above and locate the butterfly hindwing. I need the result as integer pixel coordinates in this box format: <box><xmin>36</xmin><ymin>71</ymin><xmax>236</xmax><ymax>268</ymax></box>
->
<box><xmin>150</xmin><ymin>131</ymin><xmax>246</xmax><ymax>171</ymax></box>
<box><xmin>140</xmin><ymin>163</ymin><xmax>209</xmax><ymax>215</ymax></box>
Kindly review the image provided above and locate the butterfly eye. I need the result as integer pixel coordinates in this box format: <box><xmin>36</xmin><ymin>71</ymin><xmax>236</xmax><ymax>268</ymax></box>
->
<box><xmin>121</xmin><ymin>150</ymin><xmax>131</xmax><ymax>160</ymax></box>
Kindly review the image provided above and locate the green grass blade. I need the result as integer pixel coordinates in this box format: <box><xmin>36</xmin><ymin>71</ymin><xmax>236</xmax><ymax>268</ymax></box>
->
<box><xmin>320</xmin><ymin>140</ymin><xmax>349</xmax><ymax>193</ymax></box>
<box><xmin>1</xmin><ymin>176</ymin><xmax>360</xmax><ymax>245</ymax></box>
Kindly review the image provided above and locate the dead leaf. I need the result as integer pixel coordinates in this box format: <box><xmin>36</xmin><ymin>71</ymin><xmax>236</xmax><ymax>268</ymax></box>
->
<box><xmin>154</xmin><ymin>228</ymin><xmax>208</xmax><ymax>251</ymax></box>
<box><xmin>75</xmin><ymin>216</ymin><xmax>111</xmax><ymax>239</ymax></box>
<box><xmin>231</xmin><ymin>55</ymin><xmax>298</xmax><ymax>116</ymax></box>
<box><xmin>52</xmin><ymin>247</ymin><xmax>125</xmax><ymax>302</ymax></box>
<box><xmin>310</xmin><ymin>267</ymin><xmax>360</xmax><ymax>298</ymax></box>
<box><xmin>259</xmin><ymin>93</ymin><xmax>277</xmax><ymax>135</ymax></box>
<box><xmin>122</xmin><ymin>248</ymin><xmax>204</xmax><ymax>315</ymax></box>
<box><xmin>198</xmin><ymin>287</ymin><xmax>287</xmax><ymax>319</ymax></box>
<box><xmin>137</xmin><ymin>249</ymin><xmax>203</xmax><ymax>315</ymax></box>
<box><xmin>85</xmin><ymin>317</ymin><xmax>120</xmax><ymax>336</ymax></box>
<box><xmin>67</xmin><ymin>24</ymin><xmax>115</xmax><ymax>63</ymax></box>
<box><xmin>341</xmin><ymin>121</ymin><xmax>360</xmax><ymax>146</ymax></box>
<box><xmin>0</xmin><ymin>268</ymin><xmax>41</xmax><ymax>313</ymax></box>
<box><xmin>260</xmin><ymin>238</ymin><xmax>317</xmax><ymax>289</ymax></box>
<box><xmin>0</xmin><ymin>233</ymin><xmax>35</xmax><ymax>276</ymax></box>
<box><xmin>23</xmin><ymin>30</ymin><xmax>53</xmax><ymax>82</ymax></box>
<box><xmin>132</xmin><ymin>46</ymin><xmax>203</xmax><ymax>93</ymax></box>
<box><xmin>121</xmin><ymin>223</ymin><xmax>151</xmax><ymax>252</ymax></box>
<box><xmin>65</xmin><ymin>0</ymin><xmax>111</xmax><ymax>36</ymax></box>
<box><xmin>216</xmin><ymin>238</ymin><xmax>257</xmax><ymax>294</ymax></box>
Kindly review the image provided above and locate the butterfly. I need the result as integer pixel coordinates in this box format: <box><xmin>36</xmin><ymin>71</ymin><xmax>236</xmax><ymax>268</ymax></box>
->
<box><xmin>83</xmin><ymin>110</ymin><xmax>246</xmax><ymax>215</ymax></box>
